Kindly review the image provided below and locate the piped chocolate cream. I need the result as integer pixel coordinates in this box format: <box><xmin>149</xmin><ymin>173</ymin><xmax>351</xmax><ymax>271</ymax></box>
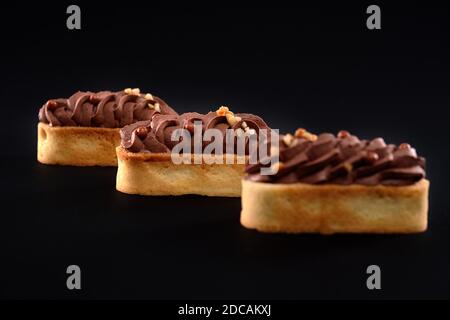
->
<box><xmin>39</xmin><ymin>88</ymin><xmax>177</xmax><ymax>128</ymax></box>
<box><xmin>245</xmin><ymin>129</ymin><xmax>426</xmax><ymax>186</ymax></box>
<box><xmin>120</xmin><ymin>106</ymin><xmax>270</xmax><ymax>154</ymax></box>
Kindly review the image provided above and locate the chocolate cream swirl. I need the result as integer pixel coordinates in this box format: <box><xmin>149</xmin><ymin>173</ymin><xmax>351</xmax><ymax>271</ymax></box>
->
<box><xmin>38</xmin><ymin>89</ymin><xmax>177</xmax><ymax>128</ymax></box>
<box><xmin>246</xmin><ymin>129</ymin><xmax>426</xmax><ymax>186</ymax></box>
<box><xmin>120</xmin><ymin>107</ymin><xmax>270</xmax><ymax>154</ymax></box>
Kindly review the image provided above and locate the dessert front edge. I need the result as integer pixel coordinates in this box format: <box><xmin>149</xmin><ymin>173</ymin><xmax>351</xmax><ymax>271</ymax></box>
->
<box><xmin>241</xmin><ymin>129</ymin><xmax>429</xmax><ymax>234</ymax></box>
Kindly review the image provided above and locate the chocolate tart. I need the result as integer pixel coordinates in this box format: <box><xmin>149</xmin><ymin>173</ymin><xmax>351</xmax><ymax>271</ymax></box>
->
<box><xmin>116</xmin><ymin>107</ymin><xmax>270</xmax><ymax>197</ymax></box>
<box><xmin>37</xmin><ymin>88</ymin><xmax>177</xmax><ymax>166</ymax></box>
<box><xmin>241</xmin><ymin>129</ymin><xmax>429</xmax><ymax>234</ymax></box>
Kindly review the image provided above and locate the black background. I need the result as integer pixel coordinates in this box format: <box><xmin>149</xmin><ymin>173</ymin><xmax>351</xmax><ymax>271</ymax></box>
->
<box><xmin>0</xmin><ymin>1</ymin><xmax>449</xmax><ymax>299</ymax></box>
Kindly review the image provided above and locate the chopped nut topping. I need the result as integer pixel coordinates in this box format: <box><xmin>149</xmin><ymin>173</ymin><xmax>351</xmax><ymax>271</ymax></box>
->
<box><xmin>294</xmin><ymin>128</ymin><xmax>305</xmax><ymax>137</ymax></box>
<box><xmin>47</xmin><ymin>100</ymin><xmax>57</xmax><ymax>107</ymax></box>
<box><xmin>216</xmin><ymin>106</ymin><xmax>232</xmax><ymax>116</ymax></box>
<box><xmin>246</xmin><ymin>128</ymin><xmax>256</xmax><ymax>135</ymax></box>
<box><xmin>344</xmin><ymin>163</ymin><xmax>353</xmax><ymax>172</ymax></box>
<box><xmin>399</xmin><ymin>143</ymin><xmax>411</xmax><ymax>150</ymax></box>
<box><xmin>283</xmin><ymin>134</ymin><xmax>294</xmax><ymax>146</ymax></box>
<box><xmin>144</xmin><ymin>93</ymin><xmax>154</xmax><ymax>101</ymax></box>
<box><xmin>295</xmin><ymin>128</ymin><xmax>317</xmax><ymax>141</ymax></box>
<box><xmin>124</xmin><ymin>88</ymin><xmax>140</xmax><ymax>96</ymax></box>
<box><xmin>365</xmin><ymin>151</ymin><xmax>379</xmax><ymax>163</ymax></box>
<box><xmin>225</xmin><ymin>113</ymin><xmax>241</xmax><ymax>126</ymax></box>
<box><xmin>147</xmin><ymin>102</ymin><xmax>161</xmax><ymax>112</ymax></box>
<box><xmin>235</xmin><ymin>128</ymin><xmax>245</xmax><ymax>137</ymax></box>
<box><xmin>242</xmin><ymin>123</ymin><xmax>256</xmax><ymax>134</ymax></box>
<box><xmin>271</xmin><ymin>162</ymin><xmax>284</xmax><ymax>173</ymax></box>
<box><xmin>225</xmin><ymin>113</ymin><xmax>236</xmax><ymax>125</ymax></box>
<box><xmin>338</xmin><ymin>130</ymin><xmax>350</xmax><ymax>139</ymax></box>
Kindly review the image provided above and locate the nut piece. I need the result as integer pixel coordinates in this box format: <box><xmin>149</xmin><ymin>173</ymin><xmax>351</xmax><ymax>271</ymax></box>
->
<box><xmin>399</xmin><ymin>143</ymin><xmax>411</xmax><ymax>150</ymax></box>
<box><xmin>271</xmin><ymin>161</ymin><xmax>284</xmax><ymax>173</ymax></box>
<box><xmin>344</xmin><ymin>163</ymin><xmax>353</xmax><ymax>172</ymax></box>
<box><xmin>365</xmin><ymin>151</ymin><xmax>379</xmax><ymax>163</ymax></box>
<box><xmin>147</xmin><ymin>102</ymin><xmax>161</xmax><ymax>112</ymax></box>
<box><xmin>226</xmin><ymin>113</ymin><xmax>242</xmax><ymax>126</ymax></box>
<box><xmin>144</xmin><ymin>93</ymin><xmax>154</xmax><ymax>101</ymax></box>
<box><xmin>124</xmin><ymin>88</ymin><xmax>140</xmax><ymax>96</ymax></box>
<box><xmin>282</xmin><ymin>134</ymin><xmax>294</xmax><ymax>146</ymax></box>
<box><xmin>242</xmin><ymin>121</ymin><xmax>256</xmax><ymax>134</ymax></box>
<box><xmin>216</xmin><ymin>106</ymin><xmax>232</xmax><ymax>116</ymax></box>
<box><xmin>307</xmin><ymin>133</ymin><xmax>318</xmax><ymax>141</ymax></box>
<box><xmin>235</xmin><ymin>128</ymin><xmax>245</xmax><ymax>137</ymax></box>
<box><xmin>47</xmin><ymin>100</ymin><xmax>58</xmax><ymax>108</ymax></box>
<box><xmin>294</xmin><ymin>128</ymin><xmax>317</xmax><ymax>141</ymax></box>
<box><xmin>245</xmin><ymin>128</ymin><xmax>256</xmax><ymax>135</ymax></box>
<box><xmin>338</xmin><ymin>130</ymin><xmax>350</xmax><ymax>139</ymax></box>
<box><xmin>295</xmin><ymin>128</ymin><xmax>305</xmax><ymax>137</ymax></box>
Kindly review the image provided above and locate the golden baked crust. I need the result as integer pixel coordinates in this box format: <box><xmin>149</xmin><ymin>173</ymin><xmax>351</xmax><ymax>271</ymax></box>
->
<box><xmin>37</xmin><ymin>123</ymin><xmax>121</xmax><ymax>166</ymax></box>
<box><xmin>241</xmin><ymin>179</ymin><xmax>429</xmax><ymax>234</ymax></box>
<box><xmin>116</xmin><ymin>147</ymin><xmax>247</xmax><ymax>196</ymax></box>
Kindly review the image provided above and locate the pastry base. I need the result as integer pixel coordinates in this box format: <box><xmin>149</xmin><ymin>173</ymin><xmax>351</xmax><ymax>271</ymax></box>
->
<box><xmin>116</xmin><ymin>147</ymin><xmax>247</xmax><ymax>197</ymax></box>
<box><xmin>37</xmin><ymin>123</ymin><xmax>121</xmax><ymax>166</ymax></box>
<box><xmin>241</xmin><ymin>179</ymin><xmax>429</xmax><ymax>234</ymax></box>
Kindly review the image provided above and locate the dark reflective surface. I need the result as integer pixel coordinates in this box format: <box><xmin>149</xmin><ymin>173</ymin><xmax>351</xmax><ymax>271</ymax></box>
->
<box><xmin>1</xmin><ymin>2</ymin><xmax>449</xmax><ymax>299</ymax></box>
